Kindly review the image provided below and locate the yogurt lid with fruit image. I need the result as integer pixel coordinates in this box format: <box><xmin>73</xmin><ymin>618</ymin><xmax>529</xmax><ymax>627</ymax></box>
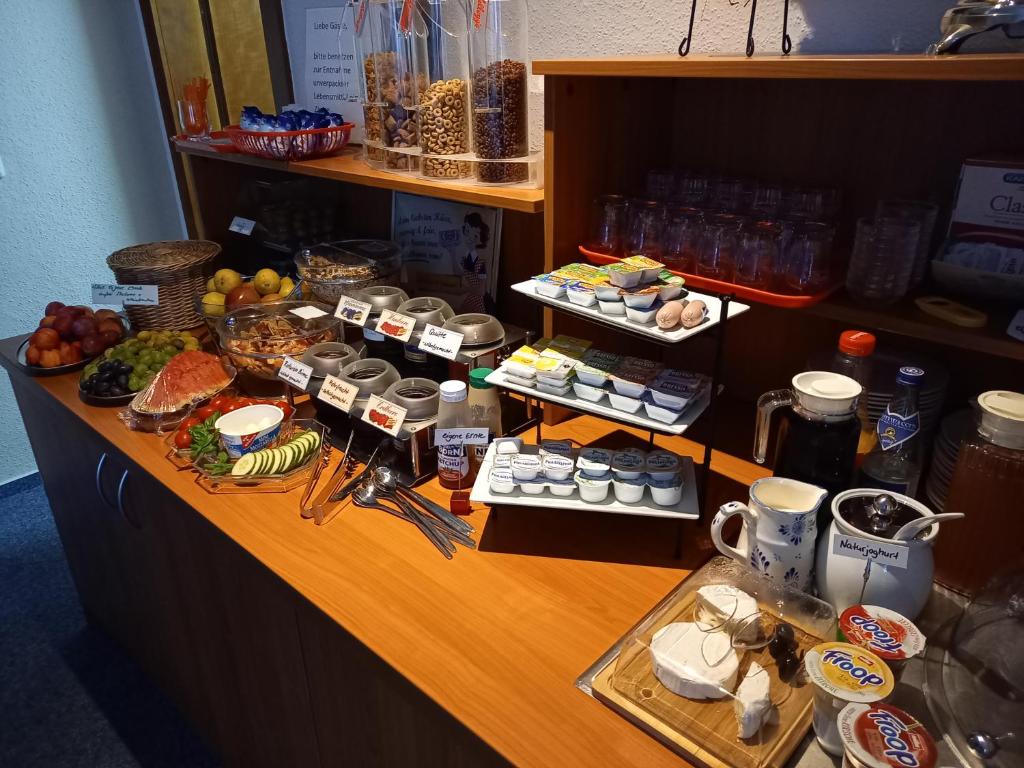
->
<box><xmin>804</xmin><ymin>642</ymin><xmax>894</xmax><ymax>703</ymax></box>
<box><xmin>839</xmin><ymin>605</ymin><xmax>925</xmax><ymax>662</ymax></box>
<box><xmin>838</xmin><ymin>702</ymin><xmax>937</xmax><ymax>768</ymax></box>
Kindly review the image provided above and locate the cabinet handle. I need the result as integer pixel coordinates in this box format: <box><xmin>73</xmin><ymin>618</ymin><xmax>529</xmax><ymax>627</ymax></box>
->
<box><xmin>95</xmin><ymin>453</ymin><xmax>115</xmax><ymax>508</ymax></box>
<box><xmin>116</xmin><ymin>469</ymin><xmax>139</xmax><ymax>529</ymax></box>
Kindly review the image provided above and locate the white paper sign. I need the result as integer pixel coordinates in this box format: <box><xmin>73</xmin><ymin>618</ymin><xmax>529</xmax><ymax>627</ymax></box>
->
<box><xmin>418</xmin><ymin>323</ymin><xmax>463</xmax><ymax>361</ymax></box>
<box><xmin>1008</xmin><ymin>309</ymin><xmax>1024</xmax><ymax>343</ymax></box>
<box><xmin>832</xmin><ymin>533</ymin><xmax>909</xmax><ymax>570</ymax></box>
<box><xmin>229</xmin><ymin>216</ymin><xmax>256</xmax><ymax>235</ymax></box>
<box><xmin>434</xmin><ymin>427</ymin><xmax>489</xmax><ymax>447</ymax></box>
<box><xmin>375</xmin><ymin>309</ymin><xmax>417</xmax><ymax>343</ymax></box>
<box><xmin>335</xmin><ymin>295</ymin><xmax>372</xmax><ymax>326</ymax></box>
<box><xmin>316</xmin><ymin>374</ymin><xmax>359</xmax><ymax>413</ymax></box>
<box><xmin>361</xmin><ymin>394</ymin><xmax>407</xmax><ymax>436</ymax></box>
<box><xmin>91</xmin><ymin>284</ymin><xmax>159</xmax><ymax>306</ymax></box>
<box><xmin>290</xmin><ymin>304</ymin><xmax>329</xmax><ymax>320</ymax></box>
<box><xmin>278</xmin><ymin>356</ymin><xmax>314</xmax><ymax>391</ymax></box>
<box><xmin>301</xmin><ymin>7</ymin><xmax>362</xmax><ymax>139</ymax></box>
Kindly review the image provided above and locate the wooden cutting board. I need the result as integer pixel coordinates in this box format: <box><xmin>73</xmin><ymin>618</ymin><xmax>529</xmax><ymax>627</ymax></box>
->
<box><xmin>591</xmin><ymin>590</ymin><xmax>826</xmax><ymax>768</ymax></box>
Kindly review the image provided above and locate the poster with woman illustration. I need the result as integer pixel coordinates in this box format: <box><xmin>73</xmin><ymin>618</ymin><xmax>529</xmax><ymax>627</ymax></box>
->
<box><xmin>392</xmin><ymin>193</ymin><xmax>502</xmax><ymax>314</ymax></box>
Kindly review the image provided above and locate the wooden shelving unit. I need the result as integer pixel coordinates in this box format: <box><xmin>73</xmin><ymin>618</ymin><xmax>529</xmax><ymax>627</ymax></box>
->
<box><xmin>174</xmin><ymin>142</ymin><xmax>544</xmax><ymax>214</ymax></box>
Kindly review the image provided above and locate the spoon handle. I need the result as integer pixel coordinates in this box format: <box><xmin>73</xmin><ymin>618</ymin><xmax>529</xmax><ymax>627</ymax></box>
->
<box><xmin>356</xmin><ymin>497</ymin><xmax>454</xmax><ymax>559</ymax></box>
<box><xmin>390</xmin><ymin>494</ymin><xmax>459</xmax><ymax>556</ymax></box>
<box><xmin>398</xmin><ymin>485</ymin><xmax>475</xmax><ymax>534</ymax></box>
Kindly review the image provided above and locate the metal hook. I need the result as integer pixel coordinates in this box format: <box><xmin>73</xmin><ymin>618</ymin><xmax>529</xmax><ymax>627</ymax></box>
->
<box><xmin>782</xmin><ymin>0</ymin><xmax>793</xmax><ymax>54</ymax></box>
<box><xmin>678</xmin><ymin>0</ymin><xmax>699</xmax><ymax>57</ymax></box>
<box><xmin>745</xmin><ymin>0</ymin><xmax>758</xmax><ymax>58</ymax></box>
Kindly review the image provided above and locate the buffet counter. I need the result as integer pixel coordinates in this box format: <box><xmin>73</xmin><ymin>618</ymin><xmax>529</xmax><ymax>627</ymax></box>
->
<box><xmin>1</xmin><ymin>334</ymin><xmax>736</xmax><ymax>768</ymax></box>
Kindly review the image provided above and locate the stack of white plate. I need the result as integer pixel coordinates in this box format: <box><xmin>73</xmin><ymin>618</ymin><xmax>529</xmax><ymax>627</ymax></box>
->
<box><xmin>925</xmin><ymin>409</ymin><xmax>971</xmax><ymax>512</ymax></box>
<box><xmin>865</xmin><ymin>351</ymin><xmax>949</xmax><ymax>438</ymax></box>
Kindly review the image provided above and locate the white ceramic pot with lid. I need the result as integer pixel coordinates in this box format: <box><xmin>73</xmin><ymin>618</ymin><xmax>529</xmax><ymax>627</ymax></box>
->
<box><xmin>815</xmin><ymin>489</ymin><xmax>939</xmax><ymax>620</ymax></box>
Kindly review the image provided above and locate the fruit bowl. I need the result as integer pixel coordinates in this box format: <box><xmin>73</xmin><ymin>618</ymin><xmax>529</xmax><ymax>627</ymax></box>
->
<box><xmin>16</xmin><ymin>338</ymin><xmax>93</xmax><ymax>377</ymax></box>
<box><xmin>197</xmin><ymin>274</ymin><xmax>304</xmax><ymax>349</ymax></box>
<box><xmin>78</xmin><ymin>330</ymin><xmax>203</xmax><ymax>406</ymax></box>
<box><xmin>18</xmin><ymin>303</ymin><xmax>131</xmax><ymax>376</ymax></box>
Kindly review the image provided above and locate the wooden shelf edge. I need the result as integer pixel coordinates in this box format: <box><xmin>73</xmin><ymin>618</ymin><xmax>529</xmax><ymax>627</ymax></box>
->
<box><xmin>174</xmin><ymin>142</ymin><xmax>545</xmax><ymax>213</ymax></box>
<box><xmin>533</xmin><ymin>53</ymin><xmax>1024</xmax><ymax>81</ymax></box>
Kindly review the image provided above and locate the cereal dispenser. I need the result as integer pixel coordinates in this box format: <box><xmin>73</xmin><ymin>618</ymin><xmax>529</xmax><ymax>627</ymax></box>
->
<box><xmin>382</xmin><ymin>0</ymin><xmax>429</xmax><ymax>171</ymax></box>
<box><xmin>468</xmin><ymin>0</ymin><xmax>531</xmax><ymax>184</ymax></box>
<box><xmin>354</xmin><ymin>0</ymin><xmax>394</xmax><ymax>167</ymax></box>
<box><xmin>419</xmin><ymin>0</ymin><xmax>473</xmax><ymax>179</ymax></box>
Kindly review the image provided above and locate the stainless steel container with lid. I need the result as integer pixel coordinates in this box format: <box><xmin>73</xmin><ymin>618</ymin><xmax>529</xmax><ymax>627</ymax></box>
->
<box><xmin>339</xmin><ymin>357</ymin><xmax>401</xmax><ymax>403</ymax></box>
<box><xmin>382</xmin><ymin>378</ymin><xmax>440</xmax><ymax>422</ymax></box>
<box><xmin>351</xmin><ymin>285</ymin><xmax>409</xmax><ymax>315</ymax></box>
<box><xmin>442</xmin><ymin>313</ymin><xmax>505</xmax><ymax>346</ymax></box>
<box><xmin>396</xmin><ymin>296</ymin><xmax>455</xmax><ymax>332</ymax></box>
<box><xmin>294</xmin><ymin>239</ymin><xmax>403</xmax><ymax>303</ymax></box>
<box><xmin>302</xmin><ymin>342</ymin><xmax>360</xmax><ymax>378</ymax></box>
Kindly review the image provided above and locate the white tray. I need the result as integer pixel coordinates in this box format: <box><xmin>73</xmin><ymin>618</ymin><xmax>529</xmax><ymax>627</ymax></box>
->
<box><xmin>469</xmin><ymin>444</ymin><xmax>699</xmax><ymax>520</ymax></box>
<box><xmin>485</xmin><ymin>368</ymin><xmax>712</xmax><ymax>436</ymax></box>
<box><xmin>511</xmin><ymin>280</ymin><xmax>749</xmax><ymax>343</ymax></box>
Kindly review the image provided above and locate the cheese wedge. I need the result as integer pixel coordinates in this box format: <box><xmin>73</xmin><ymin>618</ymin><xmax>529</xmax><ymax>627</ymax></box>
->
<box><xmin>650</xmin><ymin>622</ymin><xmax>739</xmax><ymax>700</ymax></box>
<box><xmin>734</xmin><ymin>661</ymin><xmax>772</xmax><ymax>739</ymax></box>
<box><xmin>695</xmin><ymin>585</ymin><xmax>762</xmax><ymax>643</ymax></box>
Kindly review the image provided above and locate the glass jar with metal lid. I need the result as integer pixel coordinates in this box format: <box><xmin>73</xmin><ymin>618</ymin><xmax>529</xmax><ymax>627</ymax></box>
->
<box><xmin>294</xmin><ymin>239</ymin><xmax>403</xmax><ymax>304</ymax></box>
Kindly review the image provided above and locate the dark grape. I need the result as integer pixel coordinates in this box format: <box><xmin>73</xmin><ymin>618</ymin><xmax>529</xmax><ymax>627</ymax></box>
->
<box><xmin>116</xmin><ymin>374</ymin><xmax>128</xmax><ymax>388</ymax></box>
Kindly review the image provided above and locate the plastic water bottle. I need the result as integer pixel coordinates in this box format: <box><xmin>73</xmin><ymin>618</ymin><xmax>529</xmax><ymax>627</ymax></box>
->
<box><xmin>831</xmin><ymin>330</ymin><xmax>877</xmax><ymax>462</ymax></box>
<box><xmin>846</xmin><ymin>217</ymin><xmax>920</xmax><ymax>305</ymax></box>
<box><xmin>859</xmin><ymin>366</ymin><xmax>924</xmax><ymax>495</ymax></box>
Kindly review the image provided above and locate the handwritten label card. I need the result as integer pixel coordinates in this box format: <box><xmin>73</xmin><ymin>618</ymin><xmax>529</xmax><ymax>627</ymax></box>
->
<box><xmin>228</xmin><ymin>216</ymin><xmax>256</xmax><ymax>235</ymax></box>
<box><xmin>335</xmin><ymin>295</ymin><xmax>372</xmax><ymax>326</ymax></box>
<box><xmin>290</xmin><ymin>305</ymin><xmax>329</xmax><ymax>320</ymax></box>
<box><xmin>832</xmin><ymin>533</ymin><xmax>908</xmax><ymax>570</ymax></box>
<box><xmin>361</xmin><ymin>394</ymin><xmax>407</xmax><ymax>436</ymax></box>
<box><xmin>418</xmin><ymin>323</ymin><xmax>463</xmax><ymax>361</ymax></box>
<box><xmin>92</xmin><ymin>284</ymin><xmax>159</xmax><ymax>306</ymax></box>
<box><xmin>375</xmin><ymin>309</ymin><xmax>416</xmax><ymax>343</ymax></box>
<box><xmin>278</xmin><ymin>356</ymin><xmax>313</xmax><ymax>391</ymax></box>
<box><xmin>316</xmin><ymin>374</ymin><xmax>359</xmax><ymax>413</ymax></box>
<box><xmin>434</xmin><ymin>427</ymin><xmax>489</xmax><ymax>447</ymax></box>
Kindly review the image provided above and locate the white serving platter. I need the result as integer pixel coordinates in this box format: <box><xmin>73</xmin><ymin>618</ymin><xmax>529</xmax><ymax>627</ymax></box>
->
<box><xmin>469</xmin><ymin>444</ymin><xmax>699</xmax><ymax>520</ymax></box>
<box><xmin>511</xmin><ymin>280</ymin><xmax>749</xmax><ymax>343</ymax></box>
<box><xmin>485</xmin><ymin>368</ymin><xmax>712</xmax><ymax>436</ymax></box>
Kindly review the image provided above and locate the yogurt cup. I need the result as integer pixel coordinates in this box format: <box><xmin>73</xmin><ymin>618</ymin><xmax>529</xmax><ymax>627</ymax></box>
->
<box><xmin>492</xmin><ymin>453</ymin><xmax>512</xmax><ymax>468</ymax></box>
<box><xmin>612</xmin><ymin>475</ymin><xmax>646</xmax><ymax>503</ymax></box>
<box><xmin>648</xmin><ymin>475</ymin><xmax>683</xmax><ymax>506</ymax></box>
<box><xmin>837</xmin><ymin>702</ymin><xmax>937</xmax><ymax>768</ymax></box>
<box><xmin>611</xmin><ymin>451</ymin><xmax>645</xmax><ymax>479</ymax></box>
<box><xmin>645</xmin><ymin>450</ymin><xmax>681</xmax><ymax>480</ymax></box>
<box><xmin>216</xmin><ymin>405</ymin><xmax>284</xmax><ymax>459</ymax></box>
<box><xmin>511</xmin><ymin>454</ymin><xmax>542</xmax><ymax>481</ymax></box>
<box><xmin>838</xmin><ymin>605</ymin><xmax>925</xmax><ymax>679</ymax></box>
<box><xmin>598</xmin><ymin>299</ymin><xmax>627</xmax><ymax>316</ymax></box>
<box><xmin>608</xmin><ymin>392</ymin><xmax>644</xmax><ymax>413</ymax></box>
<box><xmin>577</xmin><ymin>448</ymin><xmax>613</xmax><ymax>475</ymax></box>
<box><xmin>574</xmin><ymin>365</ymin><xmax>611</xmax><ymax>386</ymax></box>
<box><xmin>539</xmin><ymin>440</ymin><xmax>573</xmax><ymax>458</ymax></box>
<box><xmin>805</xmin><ymin>642</ymin><xmax>895</xmax><ymax>757</ymax></box>
<box><xmin>493</xmin><ymin>437</ymin><xmax>523</xmax><ymax>454</ymax></box>
<box><xmin>542</xmin><ymin>454</ymin><xmax>574</xmax><ymax>481</ymax></box>
<box><xmin>594</xmin><ymin>283</ymin><xmax>622</xmax><ymax>301</ymax></box>
<box><xmin>489</xmin><ymin>468</ymin><xmax>515</xmax><ymax>494</ymax></box>
<box><xmin>574</xmin><ymin>470</ymin><xmax>612</xmax><ymax>502</ymax></box>
<box><xmin>572</xmin><ymin>381</ymin><xmax>607</xmax><ymax>402</ymax></box>
<box><xmin>519</xmin><ymin>479</ymin><xmax>546</xmax><ymax>495</ymax></box>
<box><xmin>548</xmin><ymin>478</ymin><xmax>577</xmax><ymax>497</ymax></box>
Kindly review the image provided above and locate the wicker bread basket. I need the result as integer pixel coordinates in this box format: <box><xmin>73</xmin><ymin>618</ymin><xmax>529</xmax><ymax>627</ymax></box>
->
<box><xmin>107</xmin><ymin>240</ymin><xmax>220</xmax><ymax>330</ymax></box>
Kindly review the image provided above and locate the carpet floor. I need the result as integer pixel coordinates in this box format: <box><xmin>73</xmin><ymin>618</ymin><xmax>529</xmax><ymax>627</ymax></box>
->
<box><xmin>0</xmin><ymin>473</ymin><xmax>220</xmax><ymax>768</ymax></box>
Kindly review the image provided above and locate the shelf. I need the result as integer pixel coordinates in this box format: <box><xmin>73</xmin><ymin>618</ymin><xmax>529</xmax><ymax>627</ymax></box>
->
<box><xmin>511</xmin><ymin>280</ymin><xmax>749</xmax><ymax>344</ymax></box>
<box><xmin>533</xmin><ymin>53</ymin><xmax>1024</xmax><ymax>81</ymax></box>
<box><xmin>470</xmin><ymin>444</ymin><xmax>699</xmax><ymax>521</ymax></box>
<box><xmin>487</xmin><ymin>368</ymin><xmax>713</xmax><ymax>437</ymax></box>
<box><xmin>804</xmin><ymin>293</ymin><xmax>1024</xmax><ymax>363</ymax></box>
<box><xmin>174</xmin><ymin>142</ymin><xmax>545</xmax><ymax>214</ymax></box>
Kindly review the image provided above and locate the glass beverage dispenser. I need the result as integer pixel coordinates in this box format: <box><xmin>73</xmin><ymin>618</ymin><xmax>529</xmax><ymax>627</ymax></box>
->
<box><xmin>468</xmin><ymin>0</ymin><xmax>531</xmax><ymax>183</ymax></box>
<box><xmin>419</xmin><ymin>0</ymin><xmax>472</xmax><ymax>179</ymax></box>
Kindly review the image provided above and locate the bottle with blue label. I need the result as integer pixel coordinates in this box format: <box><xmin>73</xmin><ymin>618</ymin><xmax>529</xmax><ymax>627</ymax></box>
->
<box><xmin>858</xmin><ymin>366</ymin><xmax>924</xmax><ymax>495</ymax></box>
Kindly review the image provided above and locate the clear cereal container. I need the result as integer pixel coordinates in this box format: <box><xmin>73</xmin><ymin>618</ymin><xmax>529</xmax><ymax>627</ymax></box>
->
<box><xmin>354</xmin><ymin>0</ymin><xmax>393</xmax><ymax>167</ymax></box>
<box><xmin>380</xmin><ymin>0</ymin><xmax>429</xmax><ymax>171</ymax></box>
<box><xmin>468</xmin><ymin>0</ymin><xmax>530</xmax><ymax>184</ymax></box>
<box><xmin>418</xmin><ymin>0</ymin><xmax>472</xmax><ymax>179</ymax></box>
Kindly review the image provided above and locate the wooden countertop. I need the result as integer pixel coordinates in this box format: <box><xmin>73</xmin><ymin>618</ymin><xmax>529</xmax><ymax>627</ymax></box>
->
<box><xmin>2</xmin><ymin>337</ymin><xmax>767</xmax><ymax>767</ymax></box>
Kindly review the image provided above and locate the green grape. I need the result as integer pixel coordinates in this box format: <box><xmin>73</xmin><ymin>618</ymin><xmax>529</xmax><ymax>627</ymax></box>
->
<box><xmin>128</xmin><ymin>375</ymin><xmax>141</xmax><ymax>391</ymax></box>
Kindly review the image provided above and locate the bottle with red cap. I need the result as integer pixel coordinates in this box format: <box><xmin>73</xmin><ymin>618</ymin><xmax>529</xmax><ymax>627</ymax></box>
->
<box><xmin>832</xmin><ymin>330</ymin><xmax>877</xmax><ymax>462</ymax></box>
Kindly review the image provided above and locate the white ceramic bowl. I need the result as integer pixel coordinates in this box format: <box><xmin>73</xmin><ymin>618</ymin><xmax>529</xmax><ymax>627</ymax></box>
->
<box><xmin>612</xmin><ymin>476</ymin><xmax>646</xmax><ymax>504</ymax></box>
<box><xmin>489</xmin><ymin>468</ymin><xmax>515</xmax><ymax>494</ymax></box>
<box><xmin>574</xmin><ymin>470</ymin><xmax>612</xmax><ymax>502</ymax></box>
<box><xmin>572</xmin><ymin>381</ymin><xmax>607</xmax><ymax>402</ymax></box>
<box><xmin>598</xmin><ymin>300</ymin><xmax>627</xmax><ymax>315</ymax></box>
<box><xmin>216</xmin><ymin>405</ymin><xmax>284</xmax><ymax>459</ymax></box>
<box><xmin>608</xmin><ymin>392</ymin><xmax>644</xmax><ymax>413</ymax></box>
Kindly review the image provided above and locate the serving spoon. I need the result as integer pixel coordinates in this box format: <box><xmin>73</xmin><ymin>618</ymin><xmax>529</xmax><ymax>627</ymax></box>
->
<box><xmin>373</xmin><ymin>466</ymin><xmax>474</xmax><ymax>535</ymax></box>
<box><xmin>353</xmin><ymin>482</ymin><xmax>454</xmax><ymax>559</ymax></box>
<box><xmin>893</xmin><ymin>512</ymin><xmax>964</xmax><ymax>541</ymax></box>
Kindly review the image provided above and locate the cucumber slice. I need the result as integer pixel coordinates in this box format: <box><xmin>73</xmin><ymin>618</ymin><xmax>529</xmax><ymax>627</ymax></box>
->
<box><xmin>232</xmin><ymin>453</ymin><xmax>257</xmax><ymax>477</ymax></box>
<box><xmin>254</xmin><ymin>450</ymin><xmax>270</xmax><ymax>476</ymax></box>
<box><xmin>272</xmin><ymin>448</ymin><xmax>287</xmax><ymax>475</ymax></box>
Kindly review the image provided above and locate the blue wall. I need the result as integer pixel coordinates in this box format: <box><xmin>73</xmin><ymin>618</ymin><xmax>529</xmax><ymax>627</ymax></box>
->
<box><xmin>0</xmin><ymin>0</ymin><xmax>184</xmax><ymax>483</ymax></box>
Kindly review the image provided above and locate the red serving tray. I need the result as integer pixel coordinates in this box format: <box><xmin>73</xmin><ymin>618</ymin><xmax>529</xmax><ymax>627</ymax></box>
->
<box><xmin>577</xmin><ymin>245</ymin><xmax>840</xmax><ymax>309</ymax></box>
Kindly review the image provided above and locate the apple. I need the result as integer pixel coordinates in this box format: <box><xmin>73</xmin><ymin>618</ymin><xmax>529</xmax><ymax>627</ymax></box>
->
<box><xmin>96</xmin><ymin>318</ymin><xmax>124</xmax><ymax>340</ymax></box>
<box><xmin>45</xmin><ymin>301</ymin><xmax>65</xmax><ymax>316</ymax></box>
<box><xmin>98</xmin><ymin>329</ymin><xmax>121</xmax><ymax>348</ymax></box>
<box><xmin>31</xmin><ymin>327</ymin><xmax>60</xmax><ymax>351</ymax></box>
<box><xmin>81</xmin><ymin>334</ymin><xmax>106</xmax><ymax>357</ymax></box>
<box><xmin>71</xmin><ymin>316</ymin><xmax>98</xmax><ymax>340</ymax></box>
<box><xmin>226</xmin><ymin>284</ymin><xmax>261</xmax><ymax>309</ymax></box>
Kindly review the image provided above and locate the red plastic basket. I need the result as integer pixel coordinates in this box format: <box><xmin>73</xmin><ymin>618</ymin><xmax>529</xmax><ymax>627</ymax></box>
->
<box><xmin>577</xmin><ymin>244</ymin><xmax>840</xmax><ymax>308</ymax></box>
<box><xmin>223</xmin><ymin>122</ymin><xmax>354</xmax><ymax>162</ymax></box>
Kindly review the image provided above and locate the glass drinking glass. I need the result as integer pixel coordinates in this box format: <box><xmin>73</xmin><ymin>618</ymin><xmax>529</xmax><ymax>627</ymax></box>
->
<box><xmin>662</xmin><ymin>206</ymin><xmax>703</xmax><ymax>273</ymax></box>
<box><xmin>697</xmin><ymin>213</ymin><xmax>743</xmax><ymax>281</ymax></box>
<box><xmin>875</xmin><ymin>200</ymin><xmax>938</xmax><ymax>289</ymax></box>
<box><xmin>177</xmin><ymin>98</ymin><xmax>210</xmax><ymax>140</ymax></box>
<box><xmin>588</xmin><ymin>194</ymin><xmax>629</xmax><ymax>256</ymax></box>
<box><xmin>626</xmin><ymin>200</ymin><xmax>664</xmax><ymax>259</ymax></box>
<box><xmin>782</xmin><ymin>221</ymin><xmax>834</xmax><ymax>294</ymax></box>
<box><xmin>781</xmin><ymin>187</ymin><xmax>828</xmax><ymax>221</ymax></box>
<box><xmin>645</xmin><ymin>169</ymin><xmax>676</xmax><ymax>201</ymax></box>
<box><xmin>735</xmin><ymin>220</ymin><xmax>781</xmax><ymax>290</ymax></box>
<box><xmin>749</xmin><ymin>182</ymin><xmax>782</xmax><ymax>218</ymax></box>
<box><xmin>676</xmin><ymin>171</ymin><xmax>709</xmax><ymax>207</ymax></box>
<box><xmin>710</xmin><ymin>177</ymin><xmax>746</xmax><ymax>212</ymax></box>
<box><xmin>845</xmin><ymin>216</ymin><xmax>920</xmax><ymax>304</ymax></box>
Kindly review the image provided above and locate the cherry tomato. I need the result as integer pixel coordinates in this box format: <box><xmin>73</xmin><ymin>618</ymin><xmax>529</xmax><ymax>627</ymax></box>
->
<box><xmin>209</xmin><ymin>395</ymin><xmax>231</xmax><ymax>411</ymax></box>
<box><xmin>174</xmin><ymin>430</ymin><xmax>192</xmax><ymax>449</ymax></box>
<box><xmin>180</xmin><ymin>416</ymin><xmax>203</xmax><ymax>431</ymax></box>
<box><xmin>196</xmin><ymin>405</ymin><xmax>218</xmax><ymax>420</ymax></box>
<box><xmin>274</xmin><ymin>400</ymin><xmax>295</xmax><ymax>419</ymax></box>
